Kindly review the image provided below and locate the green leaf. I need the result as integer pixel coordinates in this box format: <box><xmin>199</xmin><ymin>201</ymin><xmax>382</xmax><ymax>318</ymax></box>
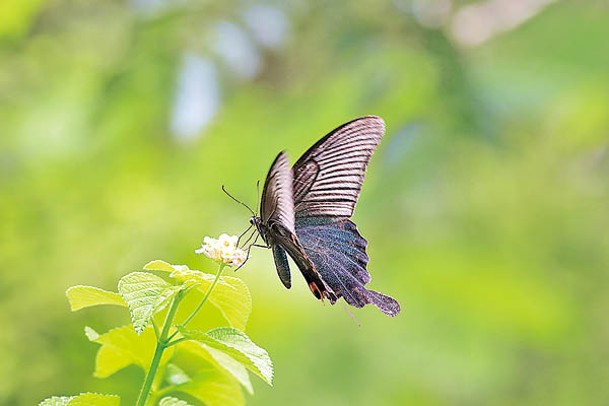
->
<box><xmin>39</xmin><ymin>397</ymin><xmax>72</xmax><ymax>406</ymax></box>
<box><xmin>38</xmin><ymin>393</ymin><xmax>120</xmax><ymax>406</ymax></box>
<box><xmin>204</xmin><ymin>275</ymin><xmax>251</xmax><ymax>331</ymax></box>
<box><xmin>66</xmin><ymin>393</ymin><xmax>120</xmax><ymax>406</ymax></box>
<box><xmin>179</xmin><ymin>327</ymin><xmax>273</xmax><ymax>386</ymax></box>
<box><xmin>143</xmin><ymin>259</ymin><xmax>178</xmax><ymax>273</ymax></box>
<box><xmin>171</xmin><ymin>267</ymin><xmax>252</xmax><ymax>330</ymax></box>
<box><xmin>87</xmin><ymin>325</ymin><xmax>173</xmax><ymax>378</ymax></box>
<box><xmin>147</xmin><ymin>262</ymin><xmax>251</xmax><ymax>329</ymax></box>
<box><xmin>172</xmin><ymin>362</ymin><xmax>244</xmax><ymax>406</ymax></box>
<box><xmin>203</xmin><ymin>345</ymin><xmax>254</xmax><ymax>394</ymax></box>
<box><xmin>178</xmin><ymin>339</ymin><xmax>253</xmax><ymax>394</ymax></box>
<box><xmin>159</xmin><ymin>397</ymin><xmax>193</xmax><ymax>406</ymax></box>
<box><xmin>66</xmin><ymin>285</ymin><xmax>126</xmax><ymax>311</ymax></box>
<box><xmin>118</xmin><ymin>271</ymin><xmax>181</xmax><ymax>334</ymax></box>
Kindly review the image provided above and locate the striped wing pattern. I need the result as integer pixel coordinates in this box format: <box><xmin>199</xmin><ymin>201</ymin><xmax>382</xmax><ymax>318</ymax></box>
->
<box><xmin>260</xmin><ymin>151</ymin><xmax>295</xmax><ymax>234</ymax></box>
<box><xmin>292</xmin><ymin>116</ymin><xmax>385</xmax><ymax>218</ymax></box>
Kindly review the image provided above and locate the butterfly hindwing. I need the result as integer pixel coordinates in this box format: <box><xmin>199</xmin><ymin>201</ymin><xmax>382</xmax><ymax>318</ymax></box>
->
<box><xmin>295</xmin><ymin>217</ymin><xmax>400</xmax><ymax>316</ymax></box>
<box><xmin>271</xmin><ymin>221</ymin><xmax>337</xmax><ymax>302</ymax></box>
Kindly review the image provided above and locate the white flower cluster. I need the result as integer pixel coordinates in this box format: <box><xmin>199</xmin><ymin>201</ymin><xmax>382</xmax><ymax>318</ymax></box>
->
<box><xmin>195</xmin><ymin>234</ymin><xmax>247</xmax><ymax>268</ymax></box>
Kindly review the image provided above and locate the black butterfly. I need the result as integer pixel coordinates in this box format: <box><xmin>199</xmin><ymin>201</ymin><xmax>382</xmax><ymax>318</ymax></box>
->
<box><xmin>248</xmin><ymin>116</ymin><xmax>400</xmax><ymax>316</ymax></box>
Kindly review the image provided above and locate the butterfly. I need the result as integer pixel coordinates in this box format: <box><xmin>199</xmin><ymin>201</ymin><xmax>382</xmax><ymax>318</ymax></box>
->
<box><xmin>247</xmin><ymin>116</ymin><xmax>400</xmax><ymax>316</ymax></box>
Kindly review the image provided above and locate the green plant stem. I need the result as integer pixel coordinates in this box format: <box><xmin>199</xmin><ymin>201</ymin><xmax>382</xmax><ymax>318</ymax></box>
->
<box><xmin>180</xmin><ymin>264</ymin><xmax>225</xmax><ymax>329</ymax></box>
<box><xmin>135</xmin><ymin>291</ymin><xmax>184</xmax><ymax>406</ymax></box>
<box><xmin>166</xmin><ymin>336</ymin><xmax>188</xmax><ymax>347</ymax></box>
<box><xmin>151</xmin><ymin>318</ymin><xmax>160</xmax><ymax>339</ymax></box>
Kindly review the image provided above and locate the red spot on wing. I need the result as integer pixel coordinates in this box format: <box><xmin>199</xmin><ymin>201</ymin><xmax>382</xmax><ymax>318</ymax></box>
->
<box><xmin>308</xmin><ymin>282</ymin><xmax>338</xmax><ymax>303</ymax></box>
<box><xmin>308</xmin><ymin>282</ymin><xmax>323</xmax><ymax>300</ymax></box>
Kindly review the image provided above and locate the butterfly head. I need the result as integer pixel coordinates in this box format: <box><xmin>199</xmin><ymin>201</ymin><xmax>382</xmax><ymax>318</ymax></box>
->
<box><xmin>250</xmin><ymin>215</ymin><xmax>261</xmax><ymax>233</ymax></box>
<box><xmin>249</xmin><ymin>215</ymin><xmax>269</xmax><ymax>245</ymax></box>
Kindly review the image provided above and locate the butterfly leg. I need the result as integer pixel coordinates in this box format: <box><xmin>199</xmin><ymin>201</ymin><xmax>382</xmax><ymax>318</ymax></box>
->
<box><xmin>234</xmin><ymin>247</ymin><xmax>252</xmax><ymax>271</ymax></box>
<box><xmin>236</xmin><ymin>223</ymin><xmax>254</xmax><ymax>246</ymax></box>
<box><xmin>235</xmin><ymin>232</ymin><xmax>259</xmax><ymax>271</ymax></box>
<box><xmin>235</xmin><ymin>233</ymin><xmax>270</xmax><ymax>272</ymax></box>
<box><xmin>238</xmin><ymin>226</ymin><xmax>258</xmax><ymax>249</ymax></box>
<box><xmin>235</xmin><ymin>246</ymin><xmax>254</xmax><ymax>272</ymax></box>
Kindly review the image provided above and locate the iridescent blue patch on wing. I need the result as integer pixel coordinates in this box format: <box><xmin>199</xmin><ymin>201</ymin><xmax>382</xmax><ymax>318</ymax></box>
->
<box><xmin>295</xmin><ymin>217</ymin><xmax>400</xmax><ymax>316</ymax></box>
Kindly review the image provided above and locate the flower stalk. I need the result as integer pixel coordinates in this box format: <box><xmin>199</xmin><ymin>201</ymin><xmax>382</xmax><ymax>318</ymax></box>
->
<box><xmin>180</xmin><ymin>263</ymin><xmax>226</xmax><ymax>330</ymax></box>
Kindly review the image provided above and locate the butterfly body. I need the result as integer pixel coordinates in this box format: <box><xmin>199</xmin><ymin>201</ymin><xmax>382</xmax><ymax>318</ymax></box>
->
<box><xmin>252</xmin><ymin>116</ymin><xmax>400</xmax><ymax>316</ymax></box>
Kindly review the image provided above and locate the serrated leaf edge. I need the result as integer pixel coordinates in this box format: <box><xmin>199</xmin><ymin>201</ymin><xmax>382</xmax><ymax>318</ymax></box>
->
<box><xmin>178</xmin><ymin>327</ymin><xmax>273</xmax><ymax>385</ymax></box>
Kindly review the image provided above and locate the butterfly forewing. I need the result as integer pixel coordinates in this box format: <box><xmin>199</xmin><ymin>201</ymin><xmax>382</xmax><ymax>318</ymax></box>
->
<box><xmin>259</xmin><ymin>151</ymin><xmax>336</xmax><ymax>299</ymax></box>
<box><xmin>260</xmin><ymin>151</ymin><xmax>296</xmax><ymax>233</ymax></box>
<box><xmin>292</xmin><ymin>116</ymin><xmax>385</xmax><ymax>218</ymax></box>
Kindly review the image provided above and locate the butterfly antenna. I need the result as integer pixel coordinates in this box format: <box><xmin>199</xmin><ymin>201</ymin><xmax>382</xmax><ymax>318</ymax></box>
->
<box><xmin>222</xmin><ymin>185</ymin><xmax>255</xmax><ymax>216</ymax></box>
<box><xmin>255</xmin><ymin>180</ymin><xmax>261</xmax><ymax>215</ymax></box>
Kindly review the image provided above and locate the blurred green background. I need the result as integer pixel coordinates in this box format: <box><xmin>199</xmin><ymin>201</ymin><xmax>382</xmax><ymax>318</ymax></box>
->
<box><xmin>2</xmin><ymin>0</ymin><xmax>609</xmax><ymax>404</ymax></box>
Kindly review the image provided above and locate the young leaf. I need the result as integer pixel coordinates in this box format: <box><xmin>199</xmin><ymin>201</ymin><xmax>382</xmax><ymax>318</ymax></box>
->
<box><xmin>143</xmin><ymin>259</ymin><xmax>178</xmax><ymax>273</ymax></box>
<box><xmin>39</xmin><ymin>396</ymin><xmax>72</xmax><ymax>406</ymax></box>
<box><xmin>144</xmin><ymin>261</ymin><xmax>252</xmax><ymax>329</ymax></box>
<box><xmin>205</xmin><ymin>346</ymin><xmax>254</xmax><ymax>394</ymax></box>
<box><xmin>87</xmin><ymin>325</ymin><xmax>174</xmax><ymax>378</ymax></box>
<box><xmin>179</xmin><ymin>340</ymin><xmax>253</xmax><ymax>394</ymax></box>
<box><xmin>64</xmin><ymin>393</ymin><xmax>120</xmax><ymax>406</ymax></box>
<box><xmin>171</xmin><ymin>267</ymin><xmax>252</xmax><ymax>330</ymax></box>
<box><xmin>66</xmin><ymin>286</ymin><xmax>126</xmax><ymax>311</ymax></box>
<box><xmin>159</xmin><ymin>397</ymin><xmax>193</xmax><ymax>406</ymax></box>
<box><xmin>38</xmin><ymin>393</ymin><xmax>120</xmax><ymax>406</ymax></box>
<box><xmin>118</xmin><ymin>271</ymin><xmax>181</xmax><ymax>334</ymax></box>
<box><xmin>172</xmin><ymin>364</ymin><xmax>245</xmax><ymax>406</ymax></box>
<box><xmin>204</xmin><ymin>275</ymin><xmax>251</xmax><ymax>332</ymax></box>
<box><xmin>179</xmin><ymin>327</ymin><xmax>273</xmax><ymax>386</ymax></box>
